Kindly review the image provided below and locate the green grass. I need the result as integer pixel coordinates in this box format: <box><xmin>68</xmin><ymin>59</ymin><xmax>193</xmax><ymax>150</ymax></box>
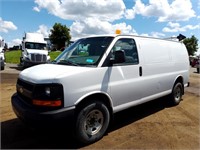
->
<box><xmin>5</xmin><ymin>50</ymin><xmax>21</xmax><ymax>64</ymax></box>
<box><xmin>50</xmin><ymin>51</ymin><xmax>62</xmax><ymax>60</ymax></box>
<box><xmin>5</xmin><ymin>50</ymin><xmax>62</xmax><ymax>64</ymax></box>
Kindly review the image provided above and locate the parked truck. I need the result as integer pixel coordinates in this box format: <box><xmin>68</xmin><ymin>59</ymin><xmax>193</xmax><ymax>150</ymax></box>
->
<box><xmin>0</xmin><ymin>39</ymin><xmax>5</xmax><ymax>70</ymax></box>
<box><xmin>20</xmin><ymin>32</ymin><xmax>50</xmax><ymax>68</ymax></box>
<box><xmin>0</xmin><ymin>47</ymin><xmax>5</xmax><ymax>70</ymax></box>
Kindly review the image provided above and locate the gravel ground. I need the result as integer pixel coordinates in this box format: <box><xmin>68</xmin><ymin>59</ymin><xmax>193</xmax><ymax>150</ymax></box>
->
<box><xmin>0</xmin><ymin>65</ymin><xmax>199</xmax><ymax>149</ymax></box>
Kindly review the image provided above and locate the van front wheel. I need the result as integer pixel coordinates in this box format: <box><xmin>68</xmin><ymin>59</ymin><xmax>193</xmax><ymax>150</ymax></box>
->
<box><xmin>75</xmin><ymin>101</ymin><xmax>110</xmax><ymax>144</ymax></box>
<box><xmin>170</xmin><ymin>82</ymin><xmax>183</xmax><ymax>105</ymax></box>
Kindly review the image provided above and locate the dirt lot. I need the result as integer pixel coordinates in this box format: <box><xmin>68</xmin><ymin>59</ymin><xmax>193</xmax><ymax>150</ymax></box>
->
<box><xmin>0</xmin><ymin>66</ymin><xmax>200</xmax><ymax>149</ymax></box>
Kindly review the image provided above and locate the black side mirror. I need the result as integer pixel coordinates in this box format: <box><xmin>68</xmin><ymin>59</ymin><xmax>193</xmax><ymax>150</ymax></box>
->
<box><xmin>110</xmin><ymin>50</ymin><xmax>126</xmax><ymax>64</ymax></box>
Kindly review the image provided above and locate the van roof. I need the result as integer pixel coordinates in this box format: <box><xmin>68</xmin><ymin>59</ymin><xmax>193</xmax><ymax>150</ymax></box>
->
<box><xmin>81</xmin><ymin>34</ymin><xmax>181</xmax><ymax>43</ymax></box>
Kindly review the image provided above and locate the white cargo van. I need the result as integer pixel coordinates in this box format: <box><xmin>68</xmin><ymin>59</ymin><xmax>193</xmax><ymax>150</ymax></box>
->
<box><xmin>12</xmin><ymin>34</ymin><xmax>189</xmax><ymax>144</ymax></box>
<box><xmin>20</xmin><ymin>32</ymin><xmax>50</xmax><ymax>68</ymax></box>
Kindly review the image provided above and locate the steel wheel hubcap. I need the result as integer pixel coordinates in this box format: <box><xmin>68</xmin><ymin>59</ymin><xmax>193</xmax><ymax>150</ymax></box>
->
<box><xmin>174</xmin><ymin>86</ymin><xmax>181</xmax><ymax>101</ymax></box>
<box><xmin>84</xmin><ymin>109</ymin><xmax>104</xmax><ymax>135</ymax></box>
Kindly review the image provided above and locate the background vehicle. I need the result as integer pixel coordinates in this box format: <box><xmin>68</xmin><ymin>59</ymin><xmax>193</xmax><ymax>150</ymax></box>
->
<box><xmin>20</xmin><ymin>32</ymin><xmax>50</xmax><ymax>68</ymax></box>
<box><xmin>0</xmin><ymin>47</ymin><xmax>5</xmax><ymax>70</ymax></box>
<box><xmin>194</xmin><ymin>56</ymin><xmax>200</xmax><ymax>73</ymax></box>
<box><xmin>190</xmin><ymin>55</ymin><xmax>200</xmax><ymax>73</ymax></box>
<box><xmin>12</xmin><ymin>34</ymin><xmax>189</xmax><ymax>144</ymax></box>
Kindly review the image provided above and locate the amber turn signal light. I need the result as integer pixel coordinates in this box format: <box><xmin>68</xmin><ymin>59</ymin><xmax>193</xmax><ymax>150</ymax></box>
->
<box><xmin>33</xmin><ymin>99</ymin><xmax>62</xmax><ymax>107</ymax></box>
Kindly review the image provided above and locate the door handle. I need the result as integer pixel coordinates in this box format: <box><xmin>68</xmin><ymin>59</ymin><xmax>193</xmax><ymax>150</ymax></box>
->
<box><xmin>139</xmin><ymin>66</ymin><xmax>142</xmax><ymax>76</ymax></box>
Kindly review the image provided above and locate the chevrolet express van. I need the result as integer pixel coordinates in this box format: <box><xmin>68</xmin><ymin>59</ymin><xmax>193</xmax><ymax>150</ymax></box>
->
<box><xmin>12</xmin><ymin>34</ymin><xmax>189</xmax><ymax>144</ymax></box>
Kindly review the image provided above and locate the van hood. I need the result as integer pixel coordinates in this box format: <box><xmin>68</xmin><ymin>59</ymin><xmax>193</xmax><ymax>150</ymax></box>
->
<box><xmin>19</xmin><ymin>64</ymin><xmax>92</xmax><ymax>83</ymax></box>
<box><xmin>26</xmin><ymin>49</ymin><xmax>48</xmax><ymax>55</ymax></box>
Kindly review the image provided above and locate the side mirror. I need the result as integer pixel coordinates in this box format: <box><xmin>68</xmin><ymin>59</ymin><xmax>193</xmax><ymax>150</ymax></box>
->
<box><xmin>110</xmin><ymin>50</ymin><xmax>126</xmax><ymax>64</ymax></box>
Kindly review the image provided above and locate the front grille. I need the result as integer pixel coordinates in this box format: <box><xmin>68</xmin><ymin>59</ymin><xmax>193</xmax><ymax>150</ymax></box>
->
<box><xmin>16</xmin><ymin>79</ymin><xmax>64</xmax><ymax>110</ymax></box>
<box><xmin>31</xmin><ymin>54</ymin><xmax>47</xmax><ymax>62</ymax></box>
<box><xmin>17</xmin><ymin>79</ymin><xmax>34</xmax><ymax>91</ymax></box>
<box><xmin>17</xmin><ymin>79</ymin><xmax>34</xmax><ymax>105</ymax></box>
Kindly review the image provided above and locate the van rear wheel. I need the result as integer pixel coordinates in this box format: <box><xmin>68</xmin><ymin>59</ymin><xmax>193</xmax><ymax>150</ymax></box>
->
<box><xmin>170</xmin><ymin>82</ymin><xmax>183</xmax><ymax>106</ymax></box>
<box><xmin>75</xmin><ymin>101</ymin><xmax>110</xmax><ymax>144</ymax></box>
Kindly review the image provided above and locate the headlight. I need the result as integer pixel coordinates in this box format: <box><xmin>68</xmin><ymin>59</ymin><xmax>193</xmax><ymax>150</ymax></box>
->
<box><xmin>45</xmin><ymin>87</ymin><xmax>51</xmax><ymax>96</ymax></box>
<box><xmin>33</xmin><ymin>84</ymin><xmax>64</xmax><ymax>108</ymax></box>
<box><xmin>47</xmin><ymin>56</ymin><xmax>51</xmax><ymax>61</ymax></box>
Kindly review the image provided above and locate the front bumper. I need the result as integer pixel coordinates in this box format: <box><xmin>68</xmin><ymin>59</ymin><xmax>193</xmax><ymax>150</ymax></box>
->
<box><xmin>11</xmin><ymin>93</ymin><xmax>75</xmax><ymax>127</ymax></box>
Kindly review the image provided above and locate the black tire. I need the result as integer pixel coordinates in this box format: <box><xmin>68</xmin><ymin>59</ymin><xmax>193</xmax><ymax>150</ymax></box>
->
<box><xmin>1</xmin><ymin>60</ymin><xmax>5</xmax><ymax>70</ymax></box>
<box><xmin>22</xmin><ymin>61</ymin><xmax>28</xmax><ymax>69</ymax></box>
<box><xmin>170</xmin><ymin>82</ymin><xmax>183</xmax><ymax>106</ymax></box>
<box><xmin>1</xmin><ymin>66</ymin><xmax>4</xmax><ymax>70</ymax></box>
<box><xmin>20</xmin><ymin>57</ymin><xmax>22</xmax><ymax>64</ymax></box>
<box><xmin>75</xmin><ymin>101</ymin><xmax>110</xmax><ymax>144</ymax></box>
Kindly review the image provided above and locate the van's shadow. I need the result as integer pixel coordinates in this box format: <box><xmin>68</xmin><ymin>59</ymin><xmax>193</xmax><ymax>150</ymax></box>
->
<box><xmin>193</xmin><ymin>71</ymin><xmax>200</xmax><ymax>74</ymax></box>
<box><xmin>1</xmin><ymin>96</ymin><xmax>172</xmax><ymax>149</ymax></box>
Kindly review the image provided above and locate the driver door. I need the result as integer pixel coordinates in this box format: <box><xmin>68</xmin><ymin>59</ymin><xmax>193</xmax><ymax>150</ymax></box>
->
<box><xmin>108</xmin><ymin>38</ymin><xmax>143</xmax><ymax>109</ymax></box>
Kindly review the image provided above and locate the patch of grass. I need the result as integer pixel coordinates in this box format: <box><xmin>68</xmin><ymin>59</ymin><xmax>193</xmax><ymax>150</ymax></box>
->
<box><xmin>5</xmin><ymin>50</ymin><xmax>21</xmax><ymax>64</ymax></box>
<box><xmin>50</xmin><ymin>51</ymin><xmax>62</xmax><ymax>61</ymax></box>
<box><xmin>5</xmin><ymin>50</ymin><xmax>62</xmax><ymax>64</ymax></box>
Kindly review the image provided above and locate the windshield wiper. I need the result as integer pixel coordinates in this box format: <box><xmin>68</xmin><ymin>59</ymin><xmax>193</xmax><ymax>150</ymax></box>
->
<box><xmin>57</xmin><ymin>60</ymin><xmax>79</xmax><ymax>66</ymax></box>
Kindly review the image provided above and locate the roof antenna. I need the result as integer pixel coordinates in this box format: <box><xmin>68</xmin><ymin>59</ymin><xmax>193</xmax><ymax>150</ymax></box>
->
<box><xmin>177</xmin><ymin>34</ymin><xmax>186</xmax><ymax>41</ymax></box>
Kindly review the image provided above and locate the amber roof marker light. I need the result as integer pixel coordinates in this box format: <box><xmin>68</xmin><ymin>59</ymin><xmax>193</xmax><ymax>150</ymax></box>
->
<box><xmin>115</xmin><ymin>29</ymin><xmax>121</xmax><ymax>34</ymax></box>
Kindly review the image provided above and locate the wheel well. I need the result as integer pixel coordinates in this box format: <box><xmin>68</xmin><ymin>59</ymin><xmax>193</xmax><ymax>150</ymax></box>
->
<box><xmin>174</xmin><ymin>76</ymin><xmax>184</xmax><ymax>94</ymax></box>
<box><xmin>75</xmin><ymin>93</ymin><xmax>113</xmax><ymax>116</ymax></box>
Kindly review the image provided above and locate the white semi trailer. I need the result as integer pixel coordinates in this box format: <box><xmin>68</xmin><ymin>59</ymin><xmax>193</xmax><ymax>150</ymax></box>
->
<box><xmin>20</xmin><ymin>32</ymin><xmax>50</xmax><ymax>68</ymax></box>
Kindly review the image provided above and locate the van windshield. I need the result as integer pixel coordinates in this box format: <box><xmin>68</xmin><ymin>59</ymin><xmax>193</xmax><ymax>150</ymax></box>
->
<box><xmin>54</xmin><ymin>36</ymin><xmax>114</xmax><ymax>67</ymax></box>
<box><xmin>25</xmin><ymin>42</ymin><xmax>47</xmax><ymax>50</ymax></box>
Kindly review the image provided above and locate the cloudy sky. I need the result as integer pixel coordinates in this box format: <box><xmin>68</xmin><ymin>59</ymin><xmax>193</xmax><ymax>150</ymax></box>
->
<box><xmin>1</xmin><ymin>0</ymin><xmax>200</xmax><ymax>54</ymax></box>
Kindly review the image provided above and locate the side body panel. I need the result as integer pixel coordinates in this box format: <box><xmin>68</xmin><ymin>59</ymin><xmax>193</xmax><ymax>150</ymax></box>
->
<box><xmin>107</xmin><ymin>36</ymin><xmax>189</xmax><ymax>113</ymax></box>
<box><xmin>136</xmin><ymin>37</ymin><xmax>189</xmax><ymax>91</ymax></box>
